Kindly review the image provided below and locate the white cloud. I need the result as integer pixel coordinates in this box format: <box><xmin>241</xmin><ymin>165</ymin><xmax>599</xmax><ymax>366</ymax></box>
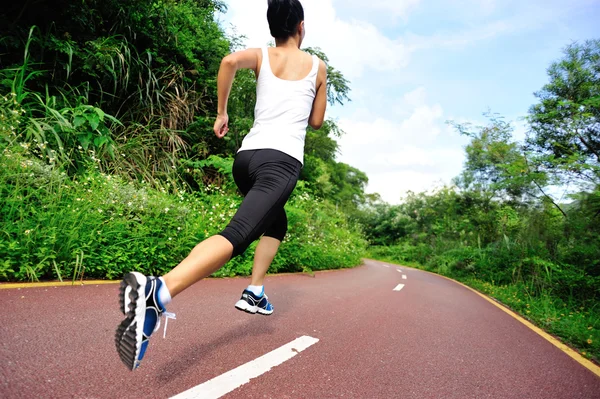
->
<box><xmin>220</xmin><ymin>0</ymin><xmax>411</xmax><ymax>79</ymax></box>
<box><xmin>364</xmin><ymin>168</ymin><xmax>459</xmax><ymax>204</ymax></box>
<box><xmin>336</xmin><ymin>90</ymin><xmax>468</xmax><ymax>203</ymax></box>
<box><xmin>401</xmin><ymin>86</ymin><xmax>428</xmax><ymax>108</ymax></box>
<box><xmin>397</xmin><ymin>104</ymin><xmax>445</xmax><ymax>144</ymax></box>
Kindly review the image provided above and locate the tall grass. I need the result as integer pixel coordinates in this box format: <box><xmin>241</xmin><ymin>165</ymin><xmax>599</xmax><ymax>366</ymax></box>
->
<box><xmin>0</xmin><ymin>138</ymin><xmax>366</xmax><ymax>282</ymax></box>
<box><xmin>2</xmin><ymin>26</ymin><xmax>208</xmax><ymax>187</ymax></box>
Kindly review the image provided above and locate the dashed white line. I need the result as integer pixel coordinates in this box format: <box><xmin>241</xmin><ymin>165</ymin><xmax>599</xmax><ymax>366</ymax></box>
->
<box><xmin>382</xmin><ymin>264</ymin><xmax>390</xmax><ymax>268</ymax></box>
<box><xmin>402</xmin><ymin>275</ymin><xmax>407</xmax><ymax>280</ymax></box>
<box><xmin>396</xmin><ymin>269</ymin><xmax>403</xmax><ymax>273</ymax></box>
<box><xmin>393</xmin><ymin>284</ymin><xmax>405</xmax><ymax>291</ymax></box>
<box><xmin>170</xmin><ymin>336</ymin><xmax>319</xmax><ymax>399</ymax></box>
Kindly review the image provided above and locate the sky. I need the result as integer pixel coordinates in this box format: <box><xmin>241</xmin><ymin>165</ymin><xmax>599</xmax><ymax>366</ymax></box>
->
<box><xmin>218</xmin><ymin>0</ymin><xmax>600</xmax><ymax>204</ymax></box>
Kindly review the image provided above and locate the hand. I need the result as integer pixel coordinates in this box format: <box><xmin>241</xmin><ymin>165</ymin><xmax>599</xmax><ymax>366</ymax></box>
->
<box><xmin>214</xmin><ymin>114</ymin><xmax>229</xmax><ymax>138</ymax></box>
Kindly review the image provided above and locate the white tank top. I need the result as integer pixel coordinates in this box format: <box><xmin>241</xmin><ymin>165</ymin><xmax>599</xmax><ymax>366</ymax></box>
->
<box><xmin>238</xmin><ymin>47</ymin><xmax>319</xmax><ymax>165</ymax></box>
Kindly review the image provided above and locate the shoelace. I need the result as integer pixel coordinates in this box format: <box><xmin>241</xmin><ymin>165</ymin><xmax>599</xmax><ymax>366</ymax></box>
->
<box><xmin>162</xmin><ymin>312</ymin><xmax>176</xmax><ymax>339</ymax></box>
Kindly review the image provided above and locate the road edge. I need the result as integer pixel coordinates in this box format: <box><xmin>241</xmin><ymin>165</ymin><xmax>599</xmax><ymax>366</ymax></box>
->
<box><xmin>365</xmin><ymin>258</ymin><xmax>600</xmax><ymax>379</ymax></box>
<box><xmin>0</xmin><ymin>265</ymin><xmax>360</xmax><ymax>290</ymax></box>
<box><xmin>0</xmin><ymin>280</ymin><xmax>120</xmax><ymax>289</ymax></box>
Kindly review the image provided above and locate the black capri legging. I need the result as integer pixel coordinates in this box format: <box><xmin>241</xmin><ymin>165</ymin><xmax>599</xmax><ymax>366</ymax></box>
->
<box><xmin>219</xmin><ymin>149</ymin><xmax>302</xmax><ymax>257</ymax></box>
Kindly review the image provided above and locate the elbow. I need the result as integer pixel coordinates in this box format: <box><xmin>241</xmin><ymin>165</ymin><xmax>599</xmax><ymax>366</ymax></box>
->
<box><xmin>221</xmin><ymin>55</ymin><xmax>237</xmax><ymax>69</ymax></box>
<box><xmin>309</xmin><ymin>117</ymin><xmax>324</xmax><ymax>130</ymax></box>
<box><xmin>310</xmin><ymin>122</ymin><xmax>323</xmax><ymax>130</ymax></box>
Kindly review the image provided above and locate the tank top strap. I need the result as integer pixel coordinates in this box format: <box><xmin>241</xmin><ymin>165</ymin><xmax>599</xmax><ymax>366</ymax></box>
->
<box><xmin>260</xmin><ymin>47</ymin><xmax>272</xmax><ymax>78</ymax></box>
<box><xmin>309</xmin><ymin>55</ymin><xmax>319</xmax><ymax>77</ymax></box>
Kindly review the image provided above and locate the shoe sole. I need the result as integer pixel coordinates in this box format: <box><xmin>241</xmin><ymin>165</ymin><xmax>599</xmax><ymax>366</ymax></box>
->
<box><xmin>115</xmin><ymin>272</ymin><xmax>146</xmax><ymax>370</ymax></box>
<box><xmin>235</xmin><ymin>300</ymin><xmax>273</xmax><ymax>316</ymax></box>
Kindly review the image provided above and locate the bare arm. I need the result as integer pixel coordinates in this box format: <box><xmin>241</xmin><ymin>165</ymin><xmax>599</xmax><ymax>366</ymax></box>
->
<box><xmin>214</xmin><ymin>48</ymin><xmax>261</xmax><ymax>138</ymax></box>
<box><xmin>308</xmin><ymin>60</ymin><xmax>328</xmax><ymax>130</ymax></box>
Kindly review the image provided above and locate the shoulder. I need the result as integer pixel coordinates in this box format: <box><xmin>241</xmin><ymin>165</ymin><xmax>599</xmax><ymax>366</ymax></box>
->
<box><xmin>302</xmin><ymin>51</ymin><xmax>327</xmax><ymax>73</ymax></box>
<box><xmin>317</xmin><ymin>59</ymin><xmax>327</xmax><ymax>74</ymax></box>
<box><xmin>247</xmin><ymin>48</ymin><xmax>263</xmax><ymax>58</ymax></box>
<box><xmin>238</xmin><ymin>48</ymin><xmax>263</xmax><ymax>61</ymax></box>
<box><xmin>226</xmin><ymin>47</ymin><xmax>262</xmax><ymax>64</ymax></box>
<box><xmin>229</xmin><ymin>47</ymin><xmax>262</xmax><ymax>57</ymax></box>
<box><xmin>315</xmin><ymin>58</ymin><xmax>327</xmax><ymax>85</ymax></box>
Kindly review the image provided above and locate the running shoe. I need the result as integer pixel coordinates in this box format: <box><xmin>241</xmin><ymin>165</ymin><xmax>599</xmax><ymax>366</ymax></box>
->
<box><xmin>115</xmin><ymin>272</ymin><xmax>172</xmax><ymax>370</ymax></box>
<box><xmin>234</xmin><ymin>289</ymin><xmax>274</xmax><ymax>315</ymax></box>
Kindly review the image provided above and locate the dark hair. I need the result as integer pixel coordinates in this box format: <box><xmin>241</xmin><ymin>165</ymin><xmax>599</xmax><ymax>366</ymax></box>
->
<box><xmin>267</xmin><ymin>0</ymin><xmax>304</xmax><ymax>39</ymax></box>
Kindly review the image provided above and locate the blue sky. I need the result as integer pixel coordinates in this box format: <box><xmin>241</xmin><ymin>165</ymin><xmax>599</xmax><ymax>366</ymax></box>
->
<box><xmin>220</xmin><ymin>0</ymin><xmax>600</xmax><ymax>203</ymax></box>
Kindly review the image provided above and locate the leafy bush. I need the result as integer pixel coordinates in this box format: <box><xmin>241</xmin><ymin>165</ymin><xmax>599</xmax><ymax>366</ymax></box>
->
<box><xmin>426</xmin><ymin>246</ymin><xmax>479</xmax><ymax>276</ymax></box>
<box><xmin>368</xmin><ymin>243</ymin><xmax>432</xmax><ymax>266</ymax></box>
<box><xmin>0</xmin><ymin>144</ymin><xmax>366</xmax><ymax>282</ymax></box>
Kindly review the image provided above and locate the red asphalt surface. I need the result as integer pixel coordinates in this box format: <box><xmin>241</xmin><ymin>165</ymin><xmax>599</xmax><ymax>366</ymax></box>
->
<box><xmin>1</xmin><ymin>259</ymin><xmax>599</xmax><ymax>399</ymax></box>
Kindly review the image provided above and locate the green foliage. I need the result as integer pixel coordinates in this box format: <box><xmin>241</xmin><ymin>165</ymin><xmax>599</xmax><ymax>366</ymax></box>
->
<box><xmin>0</xmin><ymin>92</ymin><xmax>25</xmax><ymax>142</ymax></box>
<box><xmin>1</xmin><ymin>0</ymin><xmax>371</xmax><ymax>216</ymax></box>
<box><xmin>365</xmin><ymin>183</ymin><xmax>599</xmax><ymax>306</ymax></box>
<box><xmin>1</xmin><ymin>0</ymin><xmax>232</xmax><ymax>185</ymax></box>
<box><xmin>355</xmin><ymin>202</ymin><xmax>417</xmax><ymax>246</ymax></box>
<box><xmin>526</xmin><ymin>39</ymin><xmax>600</xmax><ymax>186</ymax></box>
<box><xmin>368</xmin><ymin>243</ymin><xmax>431</xmax><ymax>266</ymax></box>
<box><xmin>303</xmin><ymin>47</ymin><xmax>351</xmax><ymax>106</ymax></box>
<box><xmin>24</xmin><ymin>93</ymin><xmax>120</xmax><ymax>173</ymax></box>
<box><xmin>181</xmin><ymin>154</ymin><xmax>235</xmax><ymax>191</ymax></box>
<box><xmin>0</xmin><ymin>146</ymin><xmax>365</xmax><ymax>282</ymax></box>
<box><xmin>450</xmin><ymin>112</ymin><xmax>545</xmax><ymax>202</ymax></box>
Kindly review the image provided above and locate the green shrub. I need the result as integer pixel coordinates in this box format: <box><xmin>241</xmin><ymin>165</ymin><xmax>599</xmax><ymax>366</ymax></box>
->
<box><xmin>368</xmin><ymin>243</ymin><xmax>433</xmax><ymax>266</ymax></box>
<box><xmin>426</xmin><ymin>246</ymin><xmax>479</xmax><ymax>276</ymax></box>
<box><xmin>0</xmin><ymin>145</ymin><xmax>366</xmax><ymax>282</ymax></box>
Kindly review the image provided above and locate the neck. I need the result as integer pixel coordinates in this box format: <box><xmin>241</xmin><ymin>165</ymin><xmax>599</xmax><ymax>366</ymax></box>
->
<box><xmin>275</xmin><ymin>36</ymin><xmax>301</xmax><ymax>49</ymax></box>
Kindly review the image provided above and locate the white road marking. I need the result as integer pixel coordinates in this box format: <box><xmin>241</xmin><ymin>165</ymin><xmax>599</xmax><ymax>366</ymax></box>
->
<box><xmin>402</xmin><ymin>275</ymin><xmax>407</xmax><ymax>280</ymax></box>
<box><xmin>382</xmin><ymin>264</ymin><xmax>389</xmax><ymax>268</ymax></box>
<box><xmin>170</xmin><ymin>336</ymin><xmax>319</xmax><ymax>399</ymax></box>
<box><xmin>393</xmin><ymin>284</ymin><xmax>405</xmax><ymax>291</ymax></box>
<box><xmin>397</xmin><ymin>269</ymin><xmax>403</xmax><ymax>273</ymax></box>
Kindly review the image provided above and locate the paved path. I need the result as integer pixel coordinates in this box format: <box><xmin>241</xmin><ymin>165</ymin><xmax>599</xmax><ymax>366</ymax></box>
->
<box><xmin>1</xmin><ymin>260</ymin><xmax>599</xmax><ymax>398</ymax></box>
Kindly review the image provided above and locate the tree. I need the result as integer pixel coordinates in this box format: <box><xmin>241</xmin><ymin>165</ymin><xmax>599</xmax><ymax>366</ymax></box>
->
<box><xmin>356</xmin><ymin>203</ymin><xmax>415</xmax><ymax>246</ymax></box>
<box><xmin>303</xmin><ymin>47</ymin><xmax>351</xmax><ymax>106</ymax></box>
<box><xmin>526</xmin><ymin>39</ymin><xmax>600</xmax><ymax>187</ymax></box>
<box><xmin>450</xmin><ymin>113</ymin><xmax>543</xmax><ymax>203</ymax></box>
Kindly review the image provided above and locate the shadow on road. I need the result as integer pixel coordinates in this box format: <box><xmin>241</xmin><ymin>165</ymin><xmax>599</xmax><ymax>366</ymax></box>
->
<box><xmin>155</xmin><ymin>286</ymin><xmax>303</xmax><ymax>384</ymax></box>
<box><xmin>155</xmin><ymin>316</ymin><xmax>276</xmax><ymax>383</ymax></box>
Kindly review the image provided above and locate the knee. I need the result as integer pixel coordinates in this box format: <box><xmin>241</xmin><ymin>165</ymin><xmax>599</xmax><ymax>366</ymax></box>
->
<box><xmin>220</xmin><ymin>219</ymin><xmax>262</xmax><ymax>258</ymax></box>
<box><xmin>264</xmin><ymin>214</ymin><xmax>287</xmax><ymax>242</ymax></box>
<box><xmin>219</xmin><ymin>229</ymin><xmax>253</xmax><ymax>258</ymax></box>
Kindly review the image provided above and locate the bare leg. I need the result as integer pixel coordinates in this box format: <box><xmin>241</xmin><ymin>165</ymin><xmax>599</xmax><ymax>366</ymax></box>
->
<box><xmin>162</xmin><ymin>235</ymin><xmax>233</xmax><ymax>298</ymax></box>
<box><xmin>250</xmin><ymin>236</ymin><xmax>281</xmax><ymax>286</ymax></box>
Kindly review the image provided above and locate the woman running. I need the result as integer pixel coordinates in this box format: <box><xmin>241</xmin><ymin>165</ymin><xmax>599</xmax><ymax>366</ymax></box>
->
<box><xmin>115</xmin><ymin>0</ymin><xmax>328</xmax><ymax>370</ymax></box>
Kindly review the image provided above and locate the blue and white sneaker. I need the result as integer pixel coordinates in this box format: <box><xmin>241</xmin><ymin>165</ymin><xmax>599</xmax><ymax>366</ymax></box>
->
<box><xmin>115</xmin><ymin>272</ymin><xmax>174</xmax><ymax>370</ymax></box>
<box><xmin>235</xmin><ymin>289</ymin><xmax>274</xmax><ymax>315</ymax></box>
